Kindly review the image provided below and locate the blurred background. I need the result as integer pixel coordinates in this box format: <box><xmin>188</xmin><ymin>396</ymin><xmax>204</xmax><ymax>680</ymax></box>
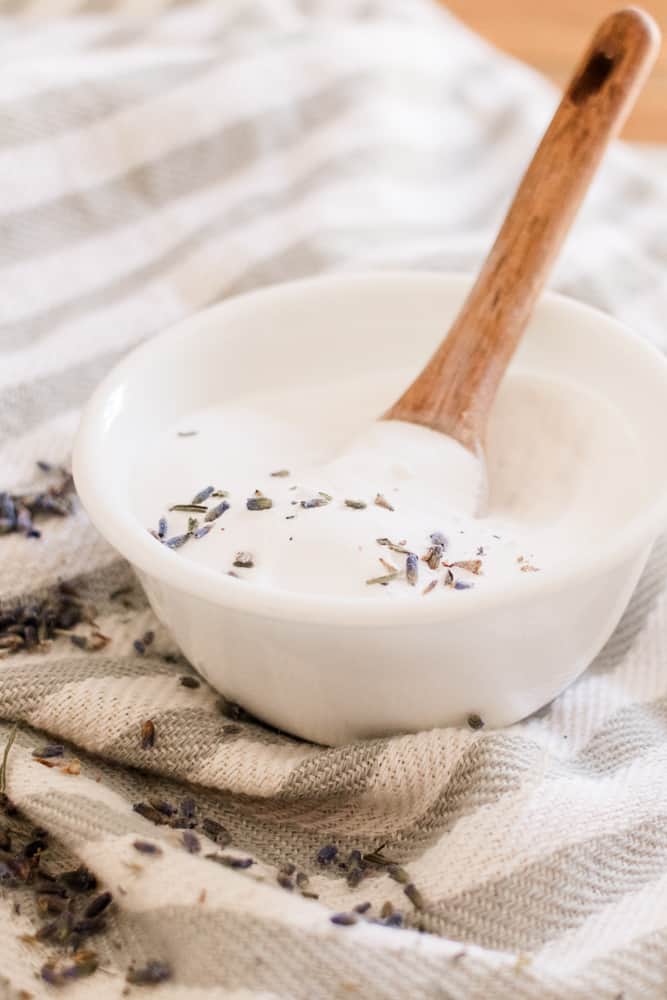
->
<box><xmin>446</xmin><ymin>0</ymin><xmax>667</xmax><ymax>139</ymax></box>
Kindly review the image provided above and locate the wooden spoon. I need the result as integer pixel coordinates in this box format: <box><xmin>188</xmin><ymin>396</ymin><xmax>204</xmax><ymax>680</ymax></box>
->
<box><xmin>384</xmin><ymin>8</ymin><xmax>660</xmax><ymax>507</ymax></box>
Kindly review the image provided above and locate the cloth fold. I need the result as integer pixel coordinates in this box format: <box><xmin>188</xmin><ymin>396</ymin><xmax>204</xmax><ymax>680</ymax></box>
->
<box><xmin>1</xmin><ymin>1</ymin><xmax>667</xmax><ymax>997</ymax></box>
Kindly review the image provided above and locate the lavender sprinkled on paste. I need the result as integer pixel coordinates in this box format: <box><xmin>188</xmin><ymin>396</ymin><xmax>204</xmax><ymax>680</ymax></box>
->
<box><xmin>205</xmin><ymin>500</ymin><xmax>230</xmax><ymax>523</ymax></box>
<box><xmin>191</xmin><ymin>486</ymin><xmax>214</xmax><ymax>505</ymax></box>
<box><xmin>406</xmin><ymin>553</ymin><xmax>419</xmax><ymax>586</ymax></box>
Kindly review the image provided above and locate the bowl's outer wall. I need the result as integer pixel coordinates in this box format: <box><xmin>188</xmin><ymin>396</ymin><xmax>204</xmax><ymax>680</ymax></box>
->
<box><xmin>138</xmin><ymin>540</ymin><xmax>651</xmax><ymax>745</ymax></box>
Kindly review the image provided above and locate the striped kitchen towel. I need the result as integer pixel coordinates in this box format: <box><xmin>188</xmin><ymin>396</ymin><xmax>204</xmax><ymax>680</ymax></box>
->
<box><xmin>2</xmin><ymin>1</ymin><xmax>667</xmax><ymax>997</ymax></box>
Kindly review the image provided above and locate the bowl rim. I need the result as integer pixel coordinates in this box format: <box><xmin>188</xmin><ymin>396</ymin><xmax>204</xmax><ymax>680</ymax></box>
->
<box><xmin>73</xmin><ymin>270</ymin><xmax>667</xmax><ymax>627</ymax></box>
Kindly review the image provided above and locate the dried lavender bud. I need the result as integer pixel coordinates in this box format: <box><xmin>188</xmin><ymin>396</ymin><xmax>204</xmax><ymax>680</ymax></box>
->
<box><xmin>246</xmin><ymin>496</ymin><xmax>272</xmax><ymax>511</ymax></box>
<box><xmin>61</xmin><ymin>866</ymin><xmax>97</xmax><ymax>892</ymax></box>
<box><xmin>140</xmin><ymin>720</ymin><xmax>155</xmax><ymax>749</ymax></box>
<box><xmin>330</xmin><ymin>912</ymin><xmax>357</xmax><ymax>926</ymax></box>
<box><xmin>205</xmin><ymin>500</ymin><xmax>230</xmax><ymax>523</ymax></box>
<box><xmin>180</xmin><ymin>675</ymin><xmax>200</xmax><ymax>689</ymax></box>
<box><xmin>127</xmin><ymin>961</ymin><xmax>172</xmax><ymax>985</ymax></box>
<box><xmin>164</xmin><ymin>533</ymin><xmax>191</xmax><ymax>550</ymax></box>
<box><xmin>133</xmin><ymin>841</ymin><xmax>162</xmax><ymax>856</ymax></box>
<box><xmin>24</xmin><ymin>838</ymin><xmax>47</xmax><ymax>858</ymax></box>
<box><xmin>157</xmin><ymin>517</ymin><xmax>167</xmax><ymax>539</ymax></box>
<box><xmin>454</xmin><ymin>581</ymin><xmax>473</xmax><ymax>590</ymax></box>
<box><xmin>404</xmin><ymin>883</ymin><xmax>425</xmax><ymax>910</ymax></box>
<box><xmin>180</xmin><ymin>798</ymin><xmax>196</xmax><ymax>820</ymax></box>
<box><xmin>63</xmin><ymin>952</ymin><xmax>99</xmax><ymax>980</ymax></box>
<box><xmin>299</xmin><ymin>497</ymin><xmax>328</xmax><ymax>509</ymax></box>
<box><xmin>182</xmin><ymin>831</ymin><xmax>201</xmax><ymax>854</ymax></box>
<box><xmin>344</xmin><ymin>499</ymin><xmax>367</xmax><ymax>509</ymax></box>
<box><xmin>134</xmin><ymin>639</ymin><xmax>145</xmax><ymax>656</ymax></box>
<box><xmin>70</xmin><ymin>634</ymin><xmax>88</xmax><ymax>649</ymax></box>
<box><xmin>194</xmin><ymin>524</ymin><xmax>212</xmax><ymax>539</ymax></box>
<box><xmin>354</xmin><ymin>901</ymin><xmax>372</xmax><ymax>914</ymax></box>
<box><xmin>346</xmin><ymin>867</ymin><xmax>367</xmax><ymax>888</ymax></box>
<box><xmin>388</xmin><ymin>865</ymin><xmax>409</xmax><ymax>885</ymax></box>
<box><xmin>374</xmin><ymin>493</ymin><xmax>395</xmax><ymax>512</ymax></box>
<box><xmin>316</xmin><ymin>845</ymin><xmax>337</xmax><ymax>865</ymax></box>
<box><xmin>430</xmin><ymin>531</ymin><xmax>448</xmax><ymax>548</ymax></box>
<box><xmin>32</xmin><ymin>745</ymin><xmax>64</xmax><ymax>759</ymax></box>
<box><xmin>84</xmin><ymin>892</ymin><xmax>112</xmax><ymax>919</ymax></box>
<box><xmin>295</xmin><ymin>872</ymin><xmax>310</xmax><ymax>890</ymax></box>
<box><xmin>270</xmin><ymin>469</ymin><xmax>290</xmax><ymax>477</ymax></box>
<box><xmin>40</xmin><ymin>963</ymin><xmax>62</xmax><ymax>986</ymax></box>
<box><xmin>277</xmin><ymin>873</ymin><xmax>294</xmax><ymax>890</ymax></box>
<box><xmin>201</xmin><ymin>818</ymin><xmax>231</xmax><ymax>847</ymax></box>
<box><xmin>191</xmin><ymin>486</ymin><xmax>214</xmax><ymax>505</ymax></box>
<box><xmin>233</xmin><ymin>552</ymin><xmax>254</xmax><ymax>568</ymax></box>
<box><xmin>205</xmin><ymin>853</ymin><xmax>253</xmax><ymax>869</ymax></box>
<box><xmin>443</xmin><ymin>568</ymin><xmax>454</xmax><ymax>587</ymax></box>
<box><xmin>406</xmin><ymin>553</ymin><xmax>419</xmax><ymax>586</ymax></box>
<box><xmin>150</xmin><ymin>800</ymin><xmax>176</xmax><ymax>817</ymax></box>
<box><xmin>467</xmin><ymin>713</ymin><xmax>484</xmax><ymax>731</ymax></box>
<box><xmin>476</xmin><ymin>546</ymin><xmax>485</xmax><ymax>556</ymax></box>
<box><xmin>384</xmin><ymin>911</ymin><xmax>403</xmax><ymax>927</ymax></box>
<box><xmin>133</xmin><ymin>802</ymin><xmax>170</xmax><ymax>826</ymax></box>
<box><xmin>36</xmin><ymin>461</ymin><xmax>52</xmax><ymax>472</ymax></box>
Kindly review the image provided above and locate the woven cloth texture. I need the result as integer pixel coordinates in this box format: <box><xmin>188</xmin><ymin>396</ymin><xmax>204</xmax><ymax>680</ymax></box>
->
<box><xmin>1</xmin><ymin>1</ymin><xmax>667</xmax><ymax>997</ymax></box>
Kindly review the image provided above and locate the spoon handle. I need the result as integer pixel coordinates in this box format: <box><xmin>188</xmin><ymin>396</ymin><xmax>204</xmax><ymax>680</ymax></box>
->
<box><xmin>386</xmin><ymin>8</ymin><xmax>660</xmax><ymax>451</ymax></box>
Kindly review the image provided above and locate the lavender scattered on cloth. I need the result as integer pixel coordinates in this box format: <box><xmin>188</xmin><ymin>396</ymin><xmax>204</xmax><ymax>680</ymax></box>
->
<box><xmin>2</xmin><ymin>1</ymin><xmax>667</xmax><ymax>997</ymax></box>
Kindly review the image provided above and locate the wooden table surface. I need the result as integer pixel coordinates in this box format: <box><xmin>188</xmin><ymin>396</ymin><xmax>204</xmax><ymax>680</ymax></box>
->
<box><xmin>442</xmin><ymin>1</ymin><xmax>667</xmax><ymax>141</ymax></box>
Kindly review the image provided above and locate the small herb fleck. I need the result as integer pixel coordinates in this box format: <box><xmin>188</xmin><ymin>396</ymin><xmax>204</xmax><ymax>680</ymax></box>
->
<box><xmin>0</xmin><ymin>724</ymin><xmax>18</xmax><ymax>795</ymax></box>
<box><xmin>177</xmin><ymin>430</ymin><xmax>198</xmax><ymax>437</ymax></box>
<box><xmin>168</xmin><ymin>504</ymin><xmax>208</xmax><ymax>514</ymax></box>
<box><xmin>374</xmin><ymin>493</ymin><xmax>395</xmax><ymax>512</ymax></box>
<box><xmin>344</xmin><ymin>499</ymin><xmax>367</xmax><ymax>509</ymax></box>
<box><xmin>233</xmin><ymin>552</ymin><xmax>254</xmax><ymax>568</ymax></box>
<box><xmin>270</xmin><ymin>469</ymin><xmax>290</xmax><ymax>477</ymax></box>
<box><xmin>246</xmin><ymin>496</ymin><xmax>272</xmax><ymax>511</ymax></box>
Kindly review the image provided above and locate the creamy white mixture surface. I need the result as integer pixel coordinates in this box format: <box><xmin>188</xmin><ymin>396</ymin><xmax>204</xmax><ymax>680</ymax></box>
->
<box><xmin>132</xmin><ymin>369</ymin><xmax>644</xmax><ymax>599</ymax></box>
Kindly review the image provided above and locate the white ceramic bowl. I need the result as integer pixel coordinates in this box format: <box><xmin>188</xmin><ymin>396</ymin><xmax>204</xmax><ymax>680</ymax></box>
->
<box><xmin>74</xmin><ymin>273</ymin><xmax>667</xmax><ymax>745</ymax></box>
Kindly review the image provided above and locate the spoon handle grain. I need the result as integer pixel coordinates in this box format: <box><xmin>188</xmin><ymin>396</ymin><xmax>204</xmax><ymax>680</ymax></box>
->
<box><xmin>386</xmin><ymin>8</ymin><xmax>660</xmax><ymax>451</ymax></box>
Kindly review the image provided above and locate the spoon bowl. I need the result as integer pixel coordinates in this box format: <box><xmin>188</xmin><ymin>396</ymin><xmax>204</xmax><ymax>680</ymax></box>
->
<box><xmin>74</xmin><ymin>272</ymin><xmax>667</xmax><ymax>745</ymax></box>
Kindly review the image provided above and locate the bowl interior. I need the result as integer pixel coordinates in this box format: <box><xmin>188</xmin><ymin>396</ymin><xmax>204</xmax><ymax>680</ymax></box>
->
<box><xmin>74</xmin><ymin>272</ymin><xmax>667</xmax><ymax>622</ymax></box>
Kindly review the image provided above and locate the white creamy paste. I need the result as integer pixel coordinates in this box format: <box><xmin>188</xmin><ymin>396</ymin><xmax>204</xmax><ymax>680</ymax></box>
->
<box><xmin>132</xmin><ymin>369</ymin><xmax>644</xmax><ymax>599</ymax></box>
